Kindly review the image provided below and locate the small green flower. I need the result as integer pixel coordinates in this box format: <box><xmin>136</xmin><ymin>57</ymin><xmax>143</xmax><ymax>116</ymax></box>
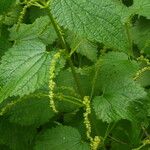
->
<box><xmin>83</xmin><ymin>96</ymin><xmax>92</xmax><ymax>141</ymax></box>
<box><xmin>134</xmin><ymin>66</ymin><xmax>150</xmax><ymax>80</ymax></box>
<box><xmin>83</xmin><ymin>96</ymin><xmax>101</xmax><ymax>150</ymax></box>
<box><xmin>90</xmin><ymin>136</ymin><xmax>101</xmax><ymax>150</ymax></box>
<box><xmin>49</xmin><ymin>51</ymin><xmax>62</xmax><ymax>113</ymax></box>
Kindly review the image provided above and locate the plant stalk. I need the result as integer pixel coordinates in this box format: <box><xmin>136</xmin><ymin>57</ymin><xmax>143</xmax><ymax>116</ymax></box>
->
<box><xmin>55</xmin><ymin>95</ymin><xmax>83</xmax><ymax>107</ymax></box>
<box><xmin>47</xmin><ymin>10</ymin><xmax>84</xmax><ymax>98</ymax></box>
<box><xmin>125</xmin><ymin>21</ymin><xmax>133</xmax><ymax>57</ymax></box>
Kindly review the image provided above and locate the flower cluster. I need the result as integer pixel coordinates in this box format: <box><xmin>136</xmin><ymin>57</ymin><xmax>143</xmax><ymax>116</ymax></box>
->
<box><xmin>137</xmin><ymin>55</ymin><xmax>150</xmax><ymax>65</ymax></box>
<box><xmin>49</xmin><ymin>51</ymin><xmax>61</xmax><ymax>113</ymax></box>
<box><xmin>83</xmin><ymin>96</ymin><xmax>92</xmax><ymax>141</ymax></box>
<box><xmin>90</xmin><ymin>136</ymin><xmax>101</xmax><ymax>150</ymax></box>
<box><xmin>0</xmin><ymin>99</ymin><xmax>20</xmax><ymax>116</ymax></box>
<box><xmin>16</xmin><ymin>0</ymin><xmax>41</xmax><ymax>30</ymax></box>
<box><xmin>143</xmin><ymin>139</ymin><xmax>150</xmax><ymax>145</ymax></box>
<box><xmin>134</xmin><ymin>66</ymin><xmax>150</xmax><ymax>80</ymax></box>
<box><xmin>83</xmin><ymin>96</ymin><xmax>101</xmax><ymax>150</ymax></box>
<box><xmin>133</xmin><ymin>55</ymin><xmax>150</xmax><ymax>80</ymax></box>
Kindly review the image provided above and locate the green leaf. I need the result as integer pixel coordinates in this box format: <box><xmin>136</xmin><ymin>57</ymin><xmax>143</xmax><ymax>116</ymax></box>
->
<box><xmin>92</xmin><ymin>52</ymin><xmax>146</xmax><ymax>123</ymax></box>
<box><xmin>56</xmin><ymin>68</ymin><xmax>91</xmax><ymax>97</ymax></box>
<box><xmin>0</xmin><ymin>37</ymin><xmax>12</xmax><ymax>59</ymax></box>
<box><xmin>0</xmin><ymin>0</ymin><xmax>16</xmax><ymax>14</ymax></box>
<box><xmin>28</xmin><ymin>6</ymin><xmax>48</xmax><ymax>22</ymax></box>
<box><xmin>51</xmin><ymin>0</ymin><xmax>129</xmax><ymax>52</ymax></box>
<box><xmin>110</xmin><ymin>120</ymin><xmax>131</xmax><ymax>149</ymax></box>
<box><xmin>0</xmin><ymin>40</ymin><xmax>65</xmax><ymax>103</ymax></box>
<box><xmin>7</xmin><ymin>94</ymin><xmax>54</xmax><ymax>126</ymax></box>
<box><xmin>9</xmin><ymin>16</ymin><xmax>57</xmax><ymax>45</ymax></box>
<box><xmin>0</xmin><ymin>145</ymin><xmax>10</xmax><ymax>150</ymax></box>
<box><xmin>3</xmin><ymin>5</ymin><xmax>22</xmax><ymax>26</ymax></box>
<box><xmin>93</xmin><ymin>88</ymin><xmax>144</xmax><ymax>123</ymax></box>
<box><xmin>93</xmin><ymin>52</ymin><xmax>138</xmax><ymax>92</ymax></box>
<box><xmin>131</xmin><ymin>0</ymin><xmax>150</xmax><ymax>19</ymax></box>
<box><xmin>34</xmin><ymin>126</ymin><xmax>90</xmax><ymax>150</ymax></box>
<box><xmin>111</xmin><ymin>142</ymin><xmax>130</xmax><ymax>150</ymax></box>
<box><xmin>146</xmin><ymin>89</ymin><xmax>150</xmax><ymax>116</ymax></box>
<box><xmin>53</xmin><ymin>68</ymin><xmax>91</xmax><ymax>112</ymax></box>
<box><xmin>67</xmin><ymin>31</ymin><xmax>97</xmax><ymax>62</ymax></box>
<box><xmin>132</xmin><ymin>18</ymin><xmax>150</xmax><ymax>55</ymax></box>
<box><xmin>108</xmin><ymin>0</ymin><xmax>132</xmax><ymax>23</ymax></box>
<box><xmin>0</xmin><ymin>25</ymin><xmax>12</xmax><ymax>59</ymax></box>
<box><xmin>0</xmin><ymin>118</ymin><xmax>36</xmax><ymax>150</ymax></box>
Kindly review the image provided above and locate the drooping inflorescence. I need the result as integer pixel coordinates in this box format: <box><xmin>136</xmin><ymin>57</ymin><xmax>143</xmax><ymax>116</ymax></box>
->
<box><xmin>137</xmin><ymin>55</ymin><xmax>150</xmax><ymax>65</ymax></box>
<box><xmin>134</xmin><ymin>55</ymin><xmax>150</xmax><ymax>80</ymax></box>
<box><xmin>91</xmin><ymin>136</ymin><xmax>101</xmax><ymax>150</ymax></box>
<box><xmin>16</xmin><ymin>0</ymin><xmax>45</xmax><ymax>31</ymax></box>
<box><xmin>134</xmin><ymin>66</ymin><xmax>150</xmax><ymax>80</ymax></box>
<box><xmin>83</xmin><ymin>96</ymin><xmax>101</xmax><ymax>150</ymax></box>
<box><xmin>83</xmin><ymin>96</ymin><xmax>92</xmax><ymax>141</ymax></box>
<box><xmin>49</xmin><ymin>51</ymin><xmax>62</xmax><ymax>113</ymax></box>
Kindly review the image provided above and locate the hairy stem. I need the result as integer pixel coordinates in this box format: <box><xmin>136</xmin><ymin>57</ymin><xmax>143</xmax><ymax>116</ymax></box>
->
<box><xmin>108</xmin><ymin>135</ymin><xmax>129</xmax><ymax>145</ymax></box>
<box><xmin>90</xmin><ymin>63</ymin><xmax>99</xmax><ymax>99</ymax></box>
<box><xmin>103</xmin><ymin>123</ymin><xmax>116</xmax><ymax>142</ymax></box>
<box><xmin>55</xmin><ymin>94</ymin><xmax>83</xmax><ymax>107</ymax></box>
<box><xmin>63</xmin><ymin>95</ymin><xmax>83</xmax><ymax>103</ymax></box>
<box><xmin>125</xmin><ymin>21</ymin><xmax>133</xmax><ymax>57</ymax></box>
<box><xmin>47</xmin><ymin>10</ymin><xmax>84</xmax><ymax>98</ymax></box>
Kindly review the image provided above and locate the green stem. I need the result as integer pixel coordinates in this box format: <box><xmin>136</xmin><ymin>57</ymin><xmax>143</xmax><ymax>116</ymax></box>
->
<box><xmin>125</xmin><ymin>21</ymin><xmax>133</xmax><ymax>57</ymax></box>
<box><xmin>103</xmin><ymin>123</ymin><xmax>116</xmax><ymax>142</ymax></box>
<box><xmin>132</xmin><ymin>144</ymin><xmax>146</xmax><ymax>150</ymax></box>
<box><xmin>62</xmin><ymin>95</ymin><xmax>82</xmax><ymax>103</ymax></box>
<box><xmin>47</xmin><ymin>9</ymin><xmax>84</xmax><ymax>98</ymax></box>
<box><xmin>62</xmin><ymin>97</ymin><xmax>83</xmax><ymax>107</ymax></box>
<box><xmin>108</xmin><ymin>135</ymin><xmax>129</xmax><ymax>146</ymax></box>
<box><xmin>90</xmin><ymin>64</ymin><xmax>99</xmax><ymax>99</ymax></box>
<box><xmin>55</xmin><ymin>95</ymin><xmax>83</xmax><ymax>107</ymax></box>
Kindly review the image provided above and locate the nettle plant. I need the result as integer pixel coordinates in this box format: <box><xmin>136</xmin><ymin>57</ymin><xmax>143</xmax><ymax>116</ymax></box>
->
<box><xmin>0</xmin><ymin>0</ymin><xmax>150</xmax><ymax>150</ymax></box>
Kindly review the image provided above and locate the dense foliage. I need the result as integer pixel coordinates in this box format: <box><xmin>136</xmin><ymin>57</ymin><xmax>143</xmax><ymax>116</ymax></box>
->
<box><xmin>0</xmin><ymin>0</ymin><xmax>150</xmax><ymax>149</ymax></box>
